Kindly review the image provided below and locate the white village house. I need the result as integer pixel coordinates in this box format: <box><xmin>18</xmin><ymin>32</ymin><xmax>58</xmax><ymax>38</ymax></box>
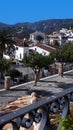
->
<box><xmin>13</xmin><ymin>37</ymin><xmax>29</xmax><ymax>61</ymax></box>
<box><xmin>47</xmin><ymin>33</ymin><xmax>62</xmax><ymax>46</ymax></box>
<box><xmin>29</xmin><ymin>42</ymin><xmax>56</xmax><ymax>56</ymax></box>
<box><xmin>47</xmin><ymin>28</ymin><xmax>73</xmax><ymax>46</ymax></box>
<box><xmin>60</xmin><ymin>28</ymin><xmax>73</xmax><ymax>43</ymax></box>
<box><xmin>4</xmin><ymin>37</ymin><xmax>54</xmax><ymax>60</ymax></box>
<box><xmin>29</xmin><ymin>31</ymin><xmax>46</xmax><ymax>45</ymax></box>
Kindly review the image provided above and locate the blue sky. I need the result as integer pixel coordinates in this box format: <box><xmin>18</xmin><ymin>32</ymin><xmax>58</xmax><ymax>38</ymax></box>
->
<box><xmin>0</xmin><ymin>0</ymin><xmax>73</xmax><ymax>24</ymax></box>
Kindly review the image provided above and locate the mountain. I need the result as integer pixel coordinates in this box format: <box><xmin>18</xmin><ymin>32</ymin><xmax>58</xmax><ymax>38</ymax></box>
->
<box><xmin>0</xmin><ymin>22</ymin><xmax>10</xmax><ymax>29</ymax></box>
<box><xmin>0</xmin><ymin>19</ymin><xmax>73</xmax><ymax>38</ymax></box>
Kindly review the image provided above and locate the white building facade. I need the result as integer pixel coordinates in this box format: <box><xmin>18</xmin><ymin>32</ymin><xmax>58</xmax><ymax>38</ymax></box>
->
<box><xmin>15</xmin><ymin>46</ymin><xmax>29</xmax><ymax>61</ymax></box>
<box><xmin>13</xmin><ymin>37</ymin><xmax>29</xmax><ymax>61</ymax></box>
<box><xmin>29</xmin><ymin>31</ymin><xmax>46</xmax><ymax>44</ymax></box>
<box><xmin>29</xmin><ymin>43</ymin><xmax>56</xmax><ymax>56</ymax></box>
<box><xmin>47</xmin><ymin>28</ymin><xmax>73</xmax><ymax>46</ymax></box>
<box><xmin>29</xmin><ymin>46</ymin><xmax>50</xmax><ymax>56</ymax></box>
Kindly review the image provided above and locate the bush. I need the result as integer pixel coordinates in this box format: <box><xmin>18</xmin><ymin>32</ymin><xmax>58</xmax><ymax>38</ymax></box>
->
<box><xmin>56</xmin><ymin>115</ymin><xmax>73</xmax><ymax>130</ymax></box>
<box><xmin>6</xmin><ymin>69</ymin><xmax>22</xmax><ymax>79</ymax></box>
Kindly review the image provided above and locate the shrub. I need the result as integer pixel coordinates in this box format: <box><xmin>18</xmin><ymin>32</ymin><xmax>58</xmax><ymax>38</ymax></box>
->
<box><xmin>56</xmin><ymin>115</ymin><xmax>73</xmax><ymax>130</ymax></box>
<box><xmin>6</xmin><ymin>69</ymin><xmax>22</xmax><ymax>79</ymax></box>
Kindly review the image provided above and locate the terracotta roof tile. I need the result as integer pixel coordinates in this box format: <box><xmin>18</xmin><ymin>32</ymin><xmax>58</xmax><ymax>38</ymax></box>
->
<box><xmin>37</xmin><ymin>42</ymin><xmax>56</xmax><ymax>52</ymax></box>
<box><xmin>12</xmin><ymin>37</ymin><xmax>29</xmax><ymax>47</ymax></box>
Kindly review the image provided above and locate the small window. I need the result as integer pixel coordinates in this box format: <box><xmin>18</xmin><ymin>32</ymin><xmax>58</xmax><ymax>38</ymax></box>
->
<box><xmin>42</xmin><ymin>51</ymin><xmax>46</xmax><ymax>55</ymax></box>
<box><xmin>16</xmin><ymin>47</ymin><xmax>18</xmax><ymax>50</ymax></box>
<box><xmin>35</xmin><ymin>48</ymin><xmax>37</xmax><ymax>51</ymax></box>
<box><xmin>20</xmin><ymin>53</ymin><xmax>21</xmax><ymax>59</ymax></box>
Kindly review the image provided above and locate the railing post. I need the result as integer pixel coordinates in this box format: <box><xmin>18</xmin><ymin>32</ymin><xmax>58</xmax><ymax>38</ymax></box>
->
<box><xmin>4</xmin><ymin>76</ymin><xmax>11</xmax><ymax>90</ymax></box>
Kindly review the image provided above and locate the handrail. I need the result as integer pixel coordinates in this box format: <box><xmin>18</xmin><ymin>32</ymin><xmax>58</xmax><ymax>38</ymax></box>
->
<box><xmin>0</xmin><ymin>87</ymin><xmax>73</xmax><ymax>130</ymax></box>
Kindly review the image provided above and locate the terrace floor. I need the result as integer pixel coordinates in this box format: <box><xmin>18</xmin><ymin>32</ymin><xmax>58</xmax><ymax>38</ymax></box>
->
<box><xmin>0</xmin><ymin>70</ymin><xmax>73</xmax><ymax>105</ymax></box>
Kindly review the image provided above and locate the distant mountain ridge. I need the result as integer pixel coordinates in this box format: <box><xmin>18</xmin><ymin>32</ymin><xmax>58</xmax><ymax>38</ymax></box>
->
<box><xmin>0</xmin><ymin>22</ymin><xmax>10</xmax><ymax>29</ymax></box>
<box><xmin>0</xmin><ymin>19</ymin><xmax>73</xmax><ymax>38</ymax></box>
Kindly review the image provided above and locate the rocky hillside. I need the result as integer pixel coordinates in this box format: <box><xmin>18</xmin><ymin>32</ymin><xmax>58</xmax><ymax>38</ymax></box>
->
<box><xmin>0</xmin><ymin>19</ymin><xmax>73</xmax><ymax>38</ymax></box>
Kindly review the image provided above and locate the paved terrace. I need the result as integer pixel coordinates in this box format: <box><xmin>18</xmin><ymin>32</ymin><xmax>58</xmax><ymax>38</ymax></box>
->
<box><xmin>0</xmin><ymin>70</ymin><xmax>73</xmax><ymax>105</ymax></box>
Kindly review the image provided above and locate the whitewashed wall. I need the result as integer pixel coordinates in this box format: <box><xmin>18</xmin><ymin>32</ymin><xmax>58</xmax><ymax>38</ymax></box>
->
<box><xmin>15</xmin><ymin>46</ymin><xmax>29</xmax><ymax>61</ymax></box>
<box><xmin>29</xmin><ymin>46</ymin><xmax>50</xmax><ymax>56</ymax></box>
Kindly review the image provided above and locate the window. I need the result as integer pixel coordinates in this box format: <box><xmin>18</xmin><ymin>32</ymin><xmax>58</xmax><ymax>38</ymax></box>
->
<box><xmin>16</xmin><ymin>47</ymin><xmax>18</xmax><ymax>50</ymax></box>
<box><xmin>20</xmin><ymin>53</ymin><xmax>21</xmax><ymax>59</ymax></box>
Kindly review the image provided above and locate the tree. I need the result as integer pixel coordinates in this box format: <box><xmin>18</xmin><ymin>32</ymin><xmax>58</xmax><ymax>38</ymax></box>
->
<box><xmin>0</xmin><ymin>59</ymin><xmax>12</xmax><ymax>78</ymax></box>
<box><xmin>49</xmin><ymin>44</ymin><xmax>73</xmax><ymax>62</ymax></box>
<box><xmin>36</xmin><ymin>35</ymin><xmax>44</xmax><ymax>42</ymax></box>
<box><xmin>0</xmin><ymin>29</ymin><xmax>15</xmax><ymax>59</ymax></box>
<box><xmin>7</xmin><ymin>69</ymin><xmax>22</xmax><ymax>79</ymax></box>
<box><xmin>60</xmin><ymin>44</ymin><xmax>73</xmax><ymax>62</ymax></box>
<box><xmin>23</xmin><ymin>53</ymin><xmax>51</xmax><ymax>69</ymax></box>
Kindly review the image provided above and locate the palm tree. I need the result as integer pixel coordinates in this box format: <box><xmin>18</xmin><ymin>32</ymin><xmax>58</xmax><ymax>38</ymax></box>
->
<box><xmin>0</xmin><ymin>29</ymin><xmax>15</xmax><ymax>59</ymax></box>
